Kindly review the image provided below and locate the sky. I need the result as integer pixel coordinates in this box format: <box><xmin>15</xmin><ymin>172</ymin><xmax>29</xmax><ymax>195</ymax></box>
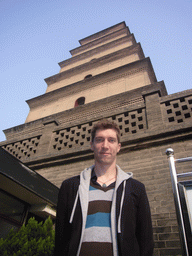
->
<box><xmin>0</xmin><ymin>0</ymin><xmax>191</xmax><ymax>142</ymax></box>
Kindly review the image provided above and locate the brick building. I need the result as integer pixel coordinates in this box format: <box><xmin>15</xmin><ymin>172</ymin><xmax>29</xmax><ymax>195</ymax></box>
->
<box><xmin>1</xmin><ymin>22</ymin><xmax>192</xmax><ymax>255</ymax></box>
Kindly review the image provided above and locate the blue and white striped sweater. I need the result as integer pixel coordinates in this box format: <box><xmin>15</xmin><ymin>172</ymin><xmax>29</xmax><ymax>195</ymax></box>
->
<box><xmin>80</xmin><ymin>182</ymin><xmax>114</xmax><ymax>255</ymax></box>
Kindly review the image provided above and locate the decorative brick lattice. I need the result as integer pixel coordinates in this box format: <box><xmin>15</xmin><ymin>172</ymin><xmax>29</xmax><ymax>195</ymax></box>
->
<box><xmin>52</xmin><ymin>108</ymin><xmax>146</xmax><ymax>151</ymax></box>
<box><xmin>53</xmin><ymin>123</ymin><xmax>92</xmax><ymax>151</ymax></box>
<box><xmin>3</xmin><ymin>136</ymin><xmax>41</xmax><ymax>160</ymax></box>
<box><xmin>112</xmin><ymin>108</ymin><xmax>146</xmax><ymax>136</ymax></box>
<box><xmin>162</xmin><ymin>95</ymin><xmax>192</xmax><ymax>124</ymax></box>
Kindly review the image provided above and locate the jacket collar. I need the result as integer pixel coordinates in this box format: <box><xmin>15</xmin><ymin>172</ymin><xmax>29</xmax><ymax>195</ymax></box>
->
<box><xmin>80</xmin><ymin>164</ymin><xmax>133</xmax><ymax>189</ymax></box>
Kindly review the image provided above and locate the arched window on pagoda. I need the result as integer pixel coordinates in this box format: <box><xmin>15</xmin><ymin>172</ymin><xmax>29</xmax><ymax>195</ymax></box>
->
<box><xmin>84</xmin><ymin>74</ymin><xmax>92</xmax><ymax>79</ymax></box>
<box><xmin>74</xmin><ymin>97</ymin><xmax>85</xmax><ymax>107</ymax></box>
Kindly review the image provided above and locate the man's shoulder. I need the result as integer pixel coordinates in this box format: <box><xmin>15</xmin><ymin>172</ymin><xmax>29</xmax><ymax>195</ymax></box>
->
<box><xmin>63</xmin><ymin>175</ymin><xmax>80</xmax><ymax>184</ymax></box>
<box><xmin>127</xmin><ymin>177</ymin><xmax>145</xmax><ymax>190</ymax></box>
<box><xmin>60</xmin><ymin>175</ymin><xmax>80</xmax><ymax>190</ymax></box>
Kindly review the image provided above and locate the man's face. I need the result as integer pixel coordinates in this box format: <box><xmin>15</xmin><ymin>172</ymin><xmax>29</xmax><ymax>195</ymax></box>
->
<box><xmin>91</xmin><ymin>129</ymin><xmax>121</xmax><ymax>166</ymax></box>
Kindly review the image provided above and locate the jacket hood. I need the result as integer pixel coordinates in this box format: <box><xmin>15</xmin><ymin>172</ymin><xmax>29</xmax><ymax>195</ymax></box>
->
<box><xmin>80</xmin><ymin>164</ymin><xmax>133</xmax><ymax>187</ymax></box>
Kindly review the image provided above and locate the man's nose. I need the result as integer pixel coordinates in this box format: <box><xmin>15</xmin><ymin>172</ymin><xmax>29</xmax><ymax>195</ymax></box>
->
<box><xmin>102</xmin><ymin>139</ymin><xmax>109</xmax><ymax>148</ymax></box>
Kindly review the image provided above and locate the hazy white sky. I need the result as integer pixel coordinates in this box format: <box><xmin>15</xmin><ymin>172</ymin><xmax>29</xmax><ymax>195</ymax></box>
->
<box><xmin>0</xmin><ymin>0</ymin><xmax>191</xmax><ymax>142</ymax></box>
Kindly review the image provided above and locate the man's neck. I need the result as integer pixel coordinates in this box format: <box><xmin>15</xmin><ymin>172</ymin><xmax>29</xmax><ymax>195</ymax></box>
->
<box><xmin>94</xmin><ymin>162</ymin><xmax>117</xmax><ymax>178</ymax></box>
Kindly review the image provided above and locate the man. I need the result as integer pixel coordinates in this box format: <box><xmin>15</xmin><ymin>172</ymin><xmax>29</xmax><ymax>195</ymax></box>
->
<box><xmin>55</xmin><ymin>119</ymin><xmax>154</xmax><ymax>256</ymax></box>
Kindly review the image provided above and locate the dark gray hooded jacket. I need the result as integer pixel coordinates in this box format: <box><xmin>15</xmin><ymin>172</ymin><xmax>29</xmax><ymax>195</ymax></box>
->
<box><xmin>55</xmin><ymin>165</ymin><xmax>154</xmax><ymax>256</ymax></box>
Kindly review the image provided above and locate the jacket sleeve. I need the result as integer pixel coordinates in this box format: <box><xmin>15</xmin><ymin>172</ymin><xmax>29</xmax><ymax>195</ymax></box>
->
<box><xmin>54</xmin><ymin>180</ymin><xmax>72</xmax><ymax>256</ymax></box>
<box><xmin>136</xmin><ymin>183</ymin><xmax>154</xmax><ymax>256</ymax></box>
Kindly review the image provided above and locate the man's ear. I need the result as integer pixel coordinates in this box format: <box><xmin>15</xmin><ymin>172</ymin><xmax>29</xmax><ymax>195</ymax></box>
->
<box><xmin>90</xmin><ymin>141</ymin><xmax>94</xmax><ymax>151</ymax></box>
<box><xmin>117</xmin><ymin>143</ymin><xmax>121</xmax><ymax>153</ymax></box>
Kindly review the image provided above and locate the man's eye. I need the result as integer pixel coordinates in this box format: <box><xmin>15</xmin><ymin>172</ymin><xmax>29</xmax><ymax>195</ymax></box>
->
<box><xmin>109</xmin><ymin>138</ymin><xmax>116</xmax><ymax>143</ymax></box>
<box><xmin>95</xmin><ymin>138</ymin><xmax>103</xmax><ymax>143</ymax></box>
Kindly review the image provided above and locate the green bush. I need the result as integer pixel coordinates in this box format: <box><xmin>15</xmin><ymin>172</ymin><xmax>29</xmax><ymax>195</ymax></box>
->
<box><xmin>0</xmin><ymin>217</ymin><xmax>55</xmax><ymax>256</ymax></box>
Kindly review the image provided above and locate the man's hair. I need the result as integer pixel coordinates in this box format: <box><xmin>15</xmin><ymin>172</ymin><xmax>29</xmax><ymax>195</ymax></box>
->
<box><xmin>91</xmin><ymin>119</ymin><xmax>121</xmax><ymax>143</ymax></box>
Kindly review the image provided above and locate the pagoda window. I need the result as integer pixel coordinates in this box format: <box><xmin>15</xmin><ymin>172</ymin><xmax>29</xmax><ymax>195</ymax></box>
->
<box><xmin>84</xmin><ymin>74</ymin><xmax>92</xmax><ymax>79</ymax></box>
<box><xmin>74</xmin><ymin>97</ymin><xmax>85</xmax><ymax>107</ymax></box>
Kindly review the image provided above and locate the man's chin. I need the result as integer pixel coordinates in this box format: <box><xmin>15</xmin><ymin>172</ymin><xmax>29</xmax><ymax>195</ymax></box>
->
<box><xmin>98</xmin><ymin>158</ymin><xmax>112</xmax><ymax>165</ymax></box>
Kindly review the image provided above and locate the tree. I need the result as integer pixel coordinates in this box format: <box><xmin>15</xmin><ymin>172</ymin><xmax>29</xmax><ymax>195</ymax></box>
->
<box><xmin>0</xmin><ymin>217</ymin><xmax>55</xmax><ymax>256</ymax></box>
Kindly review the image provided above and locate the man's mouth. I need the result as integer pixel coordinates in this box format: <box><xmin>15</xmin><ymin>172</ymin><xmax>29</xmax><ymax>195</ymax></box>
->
<box><xmin>100</xmin><ymin>152</ymin><xmax>110</xmax><ymax>155</ymax></box>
